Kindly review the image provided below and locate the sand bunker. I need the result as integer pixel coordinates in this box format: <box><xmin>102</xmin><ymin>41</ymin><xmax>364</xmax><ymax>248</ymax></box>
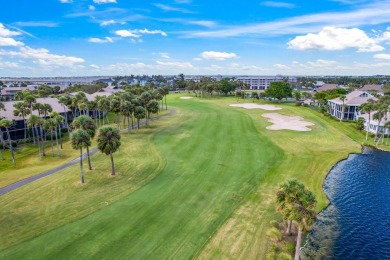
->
<box><xmin>229</xmin><ymin>103</ymin><xmax>281</xmax><ymax>110</ymax></box>
<box><xmin>180</xmin><ymin>96</ymin><xmax>193</xmax><ymax>99</ymax></box>
<box><xmin>262</xmin><ymin>113</ymin><xmax>314</xmax><ymax>131</ymax></box>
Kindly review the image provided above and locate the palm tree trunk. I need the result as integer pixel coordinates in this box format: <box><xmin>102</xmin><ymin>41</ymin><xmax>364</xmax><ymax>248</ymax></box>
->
<box><xmin>365</xmin><ymin>116</ymin><xmax>370</xmax><ymax>141</ymax></box>
<box><xmin>40</xmin><ymin>125</ymin><xmax>46</xmax><ymax>156</ymax></box>
<box><xmin>6</xmin><ymin>128</ymin><xmax>15</xmax><ymax>165</ymax></box>
<box><xmin>286</xmin><ymin>220</ymin><xmax>292</xmax><ymax>236</ymax></box>
<box><xmin>23</xmin><ymin>118</ymin><xmax>27</xmax><ymax>142</ymax></box>
<box><xmin>86</xmin><ymin>146</ymin><xmax>92</xmax><ymax>170</ymax></box>
<box><xmin>165</xmin><ymin>95</ymin><xmax>167</xmax><ymax>110</ymax></box>
<box><xmin>127</xmin><ymin>116</ymin><xmax>131</xmax><ymax>134</ymax></box>
<box><xmin>35</xmin><ymin>126</ymin><xmax>41</xmax><ymax>160</ymax></box>
<box><xmin>80</xmin><ymin>147</ymin><xmax>85</xmax><ymax>183</ymax></box>
<box><xmin>55</xmin><ymin>129</ymin><xmax>60</xmax><ymax>156</ymax></box>
<box><xmin>145</xmin><ymin>109</ymin><xmax>149</xmax><ymax>128</ymax></box>
<box><xmin>294</xmin><ymin>223</ymin><xmax>303</xmax><ymax>260</ymax></box>
<box><xmin>110</xmin><ymin>151</ymin><xmax>115</xmax><ymax>176</ymax></box>
<box><xmin>32</xmin><ymin>124</ymin><xmax>36</xmax><ymax>144</ymax></box>
<box><xmin>50</xmin><ymin>131</ymin><xmax>54</xmax><ymax>157</ymax></box>
<box><xmin>58</xmin><ymin>125</ymin><xmax>63</xmax><ymax>149</ymax></box>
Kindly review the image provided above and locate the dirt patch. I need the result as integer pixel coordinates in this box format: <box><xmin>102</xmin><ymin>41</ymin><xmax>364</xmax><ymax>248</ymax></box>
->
<box><xmin>262</xmin><ymin>113</ymin><xmax>314</xmax><ymax>131</ymax></box>
<box><xmin>230</xmin><ymin>103</ymin><xmax>282</xmax><ymax>110</ymax></box>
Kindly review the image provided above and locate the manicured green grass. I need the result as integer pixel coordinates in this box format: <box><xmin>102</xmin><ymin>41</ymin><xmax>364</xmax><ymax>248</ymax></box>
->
<box><xmin>0</xmin><ymin>95</ymin><xmax>361</xmax><ymax>259</ymax></box>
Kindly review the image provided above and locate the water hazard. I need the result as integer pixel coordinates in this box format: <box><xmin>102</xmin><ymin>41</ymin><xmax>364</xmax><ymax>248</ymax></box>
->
<box><xmin>302</xmin><ymin>147</ymin><xmax>390</xmax><ymax>259</ymax></box>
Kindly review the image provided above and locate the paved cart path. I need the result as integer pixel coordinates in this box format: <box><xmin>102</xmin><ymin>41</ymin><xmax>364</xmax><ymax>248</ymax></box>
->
<box><xmin>0</xmin><ymin>110</ymin><xmax>176</xmax><ymax>196</ymax></box>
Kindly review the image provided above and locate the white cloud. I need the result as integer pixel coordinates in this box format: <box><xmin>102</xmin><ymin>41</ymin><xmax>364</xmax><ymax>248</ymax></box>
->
<box><xmin>0</xmin><ymin>23</ymin><xmax>21</xmax><ymax>37</ymax></box>
<box><xmin>200</xmin><ymin>51</ymin><xmax>239</xmax><ymax>60</ymax></box>
<box><xmin>156</xmin><ymin>61</ymin><xmax>195</xmax><ymax>70</ymax></box>
<box><xmin>93</xmin><ymin>0</ymin><xmax>116</xmax><ymax>4</ymax></box>
<box><xmin>159</xmin><ymin>52</ymin><xmax>170</xmax><ymax>59</ymax></box>
<box><xmin>59</xmin><ymin>0</ymin><xmax>73</xmax><ymax>3</ymax></box>
<box><xmin>154</xmin><ymin>3</ymin><xmax>193</xmax><ymax>13</ymax></box>
<box><xmin>89</xmin><ymin>5</ymin><xmax>96</xmax><ymax>10</ymax></box>
<box><xmin>0</xmin><ymin>38</ymin><xmax>24</xmax><ymax>47</ymax></box>
<box><xmin>185</xmin><ymin>1</ymin><xmax>390</xmax><ymax>38</ymax></box>
<box><xmin>188</xmin><ymin>20</ymin><xmax>216</xmax><ymax>27</ymax></box>
<box><xmin>274</xmin><ymin>64</ymin><xmax>291</xmax><ymax>70</ymax></box>
<box><xmin>88</xmin><ymin>37</ymin><xmax>114</xmax><ymax>43</ymax></box>
<box><xmin>0</xmin><ymin>61</ymin><xmax>19</xmax><ymax>68</ymax></box>
<box><xmin>0</xmin><ymin>46</ymin><xmax>84</xmax><ymax>67</ymax></box>
<box><xmin>288</xmin><ymin>27</ymin><xmax>384</xmax><ymax>52</ymax></box>
<box><xmin>374</xmin><ymin>53</ymin><xmax>390</xmax><ymax>60</ymax></box>
<box><xmin>90</xmin><ymin>64</ymin><xmax>100</xmax><ymax>69</ymax></box>
<box><xmin>100</xmin><ymin>20</ymin><xmax>116</xmax><ymax>26</ymax></box>
<box><xmin>261</xmin><ymin>1</ymin><xmax>296</xmax><ymax>8</ymax></box>
<box><xmin>115</xmin><ymin>29</ymin><xmax>167</xmax><ymax>38</ymax></box>
<box><xmin>115</xmin><ymin>30</ymin><xmax>141</xmax><ymax>38</ymax></box>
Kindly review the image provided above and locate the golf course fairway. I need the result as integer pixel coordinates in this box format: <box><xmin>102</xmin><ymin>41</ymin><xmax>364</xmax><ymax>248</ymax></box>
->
<box><xmin>0</xmin><ymin>95</ymin><xmax>360</xmax><ymax>259</ymax></box>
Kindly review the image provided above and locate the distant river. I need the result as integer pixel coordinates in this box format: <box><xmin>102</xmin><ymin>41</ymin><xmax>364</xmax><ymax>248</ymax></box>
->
<box><xmin>302</xmin><ymin>147</ymin><xmax>390</xmax><ymax>259</ymax></box>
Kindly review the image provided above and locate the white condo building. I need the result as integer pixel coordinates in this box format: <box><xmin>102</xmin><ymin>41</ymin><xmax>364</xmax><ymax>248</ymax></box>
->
<box><xmin>235</xmin><ymin>75</ymin><xmax>290</xmax><ymax>90</ymax></box>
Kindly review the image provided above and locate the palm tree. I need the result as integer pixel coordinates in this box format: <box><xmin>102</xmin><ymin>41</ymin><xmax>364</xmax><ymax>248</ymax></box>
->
<box><xmin>373</xmin><ymin>104</ymin><xmax>387</xmax><ymax>143</ymax></box>
<box><xmin>27</xmin><ymin>115</ymin><xmax>42</xmax><ymax>160</ymax></box>
<box><xmin>120</xmin><ymin>101</ymin><xmax>133</xmax><ymax>134</ymax></box>
<box><xmin>0</xmin><ymin>119</ymin><xmax>15</xmax><ymax>165</ymax></box>
<box><xmin>110</xmin><ymin>98</ymin><xmax>121</xmax><ymax>129</ymax></box>
<box><xmin>360</xmin><ymin>101</ymin><xmax>375</xmax><ymax>141</ymax></box>
<box><xmin>43</xmin><ymin>118</ymin><xmax>57</xmax><ymax>157</ymax></box>
<box><xmin>141</xmin><ymin>92</ymin><xmax>152</xmax><ymax>128</ymax></box>
<box><xmin>24</xmin><ymin>94</ymin><xmax>37</xmax><ymax>144</ymax></box>
<box><xmin>71</xmin><ymin>129</ymin><xmax>91</xmax><ymax>184</ymax></box>
<box><xmin>147</xmin><ymin>100</ymin><xmax>159</xmax><ymax>120</ymax></box>
<box><xmin>98</xmin><ymin>97</ymin><xmax>110</xmax><ymax>125</ymax></box>
<box><xmin>276</xmin><ymin>179</ymin><xmax>316</xmax><ymax>260</ymax></box>
<box><xmin>72</xmin><ymin>115</ymin><xmax>96</xmax><ymax>170</ymax></box>
<box><xmin>13</xmin><ymin>101</ymin><xmax>30</xmax><ymax>142</ymax></box>
<box><xmin>384</xmin><ymin>121</ymin><xmax>390</xmax><ymax>146</ymax></box>
<box><xmin>134</xmin><ymin>106</ymin><xmax>145</xmax><ymax>130</ymax></box>
<box><xmin>51</xmin><ymin>112</ymin><xmax>64</xmax><ymax>151</ymax></box>
<box><xmin>97</xmin><ymin>126</ymin><xmax>121</xmax><ymax>176</ymax></box>
<box><xmin>58</xmin><ymin>95</ymin><xmax>72</xmax><ymax>133</ymax></box>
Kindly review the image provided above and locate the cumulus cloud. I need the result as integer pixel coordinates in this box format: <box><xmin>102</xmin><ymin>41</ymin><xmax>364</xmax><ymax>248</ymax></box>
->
<box><xmin>115</xmin><ymin>30</ymin><xmax>141</xmax><ymax>38</ymax></box>
<box><xmin>88</xmin><ymin>37</ymin><xmax>114</xmax><ymax>43</ymax></box>
<box><xmin>89</xmin><ymin>5</ymin><xmax>96</xmax><ymax>10</ymax></box>
<box><xmin>59</xmin><ymin>0</ymin><xmax>73</xmax><ymax>3</ymax></box>
<box><xmin>93</xmin><ymin>0</ymin><xmax>116</xmax><ymax>4</ymax></box>
<box><xmin>374</xmin><ymin>53</ymin><xmax>390</xmax><ymax>60</ymax></box>
<box><xmin>0</xmin><ymin>23</ymin><xmax>21</xmax><ymax>37</ymax></box>
<box><xmin>0</xmin><ymin>46</ymin><xmax>84</xmax><ymax>67</ymax></box>
<box><xmin>0</xmin><ymin>38</ymin><xmax>24</xmax><ymax>46</ymax></box>
<box><xmin>200</xmin><ymin>51</ymin><xmax>239</xmax><ymax>60</ymax></box>
<box><xmin>288</xmin><ymin>26</ymin><xmax>384</xmax><ymax>52</ymax></box>
<box><xmin>261</xmin><ymin>1</ymin><xmax>296</xmax><ymax>8</ymax></box>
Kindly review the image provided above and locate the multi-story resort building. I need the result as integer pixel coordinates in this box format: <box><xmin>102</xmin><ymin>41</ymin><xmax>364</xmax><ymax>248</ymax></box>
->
<box><xmin>235</xmin><ymin>75</ymin><xmax>283</xmax><ymax>90</ymax></box>
<box><xmin>328</xmin><ymin>90</ymin><xmax>377</xmax><ymax>121</ymax></box>
<box><xmin>235</xmin><ymin>75</ymin><xmax>297</xmax><ymax>90</ymax></box>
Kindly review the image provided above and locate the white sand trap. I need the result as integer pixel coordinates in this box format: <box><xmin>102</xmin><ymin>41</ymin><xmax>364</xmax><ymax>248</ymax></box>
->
<box><xmin>180</xmin><ymin>96</ymin><xmax>193</xmax><ymax>99</ymax></box>
<box><xmin>262</xmin><ymin>113</ymin><xmax>314</xmax><ymax>131</ymax></box>
<box><xmin>229</xmin><ymin>103</ymin><xmax>282</xmax><ymax>111</ymax></box>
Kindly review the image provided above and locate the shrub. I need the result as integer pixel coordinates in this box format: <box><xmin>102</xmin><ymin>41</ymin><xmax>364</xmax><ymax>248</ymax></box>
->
<box><xmin>278</xmin><ymin>252</ymin><xmax>293</xmax><ymax>260</ymax></box>
<box><xmin>267</xmin><ymin>227</ymin><xmax>282</xmax><ymax>242</ymax></box>
<box><xmin>270</xmin><ymin>220</ymin><xmax>280</xmax><ymax>229</ymax></box>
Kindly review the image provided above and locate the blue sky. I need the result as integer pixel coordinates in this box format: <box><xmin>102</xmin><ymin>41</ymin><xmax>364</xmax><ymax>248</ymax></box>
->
<box><xmin>2</xmin><ymin>0</ymin><xmax>390</xmax><ymax>76</ymax></box>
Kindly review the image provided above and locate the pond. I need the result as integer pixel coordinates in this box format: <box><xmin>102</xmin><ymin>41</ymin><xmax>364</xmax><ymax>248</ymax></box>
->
<box><xmin>302</xmin><ymin>147</ymin><xmax>390</xmax><ymax>259</ymax></box>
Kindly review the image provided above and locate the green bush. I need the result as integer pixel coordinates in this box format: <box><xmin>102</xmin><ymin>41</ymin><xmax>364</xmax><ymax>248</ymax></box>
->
<box><xmin>267</xmin><ymin>227</ymin><xmax>282</xmax><ymax>242</ymax></box>
<box><xmin>270</xmin><ymin>220</ymin><xmax>280</xmax><ymax>229</ymax></box>
<box><xmin>278</xmin><ymin>252</ymin><xmax>293</xmax><ymax>260</ymax></box>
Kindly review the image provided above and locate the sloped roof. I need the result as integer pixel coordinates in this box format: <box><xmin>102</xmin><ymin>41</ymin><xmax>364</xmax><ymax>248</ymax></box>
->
<box><xmin>360</xmin><ymin>84</ymin><xmax>383</xmax><ymax>94</ymax></box>
<box><xmin>91</xmin><ymin>92</ymin><xmax>112</xmax><ymax>98</ymax></box>
<box><xmin>68</xmin><ymin>91</ymin><xmax>94</xmax><ymax>101</ymax></box>
<box><xmin>329</xmin><ymin>90</ymin><xmax>378</xmax><ymax>106</ymax></box>
<box><xmin>359</xmin><ymin>111</ymin><xmax>390</xmax><ymax>126</ymax></box>
<box><xmin>1</xmin><ymin>98</ymin><xmax>70</xmax><ymax>121</ymax></box>
<box><xmin>316</xmin><ymin>84</ymin><xmax>338</xmax><ymax>92</ymax></box>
